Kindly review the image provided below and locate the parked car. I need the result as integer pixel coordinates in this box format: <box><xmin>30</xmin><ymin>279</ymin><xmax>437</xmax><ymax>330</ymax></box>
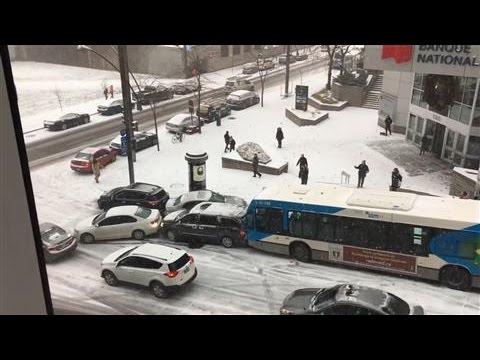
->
<box><xmin>97</xmin><ymin>182</ymin><xmax>170</xmax><ymax>214</ymax></box>
<box><xmin>224</xmin><ymin>76</ymin><xmax>255</xmax><ymax>94</ymax></box>
<box><xmin>172</xmin><ymin>79</ymin><xmax>198</xmax><ymax>95</ymax></box>
<box><xmin>159</xmin><ymin>209</ymin><xmax>188</xmax><ymax>235</ymax></box>
<box><xmin>196</xmin><ymin>99</ymin><xmax>231</xmax><ymax>123</ymax></box>
<box><xmin>75</xmin><ymin>205</ymin><xmax>161</xmax><ymax>243</ymax></box>
<box><xmin>164</xmin><ymin>201</ymin><xmax>247</xmax><ymax>248</ymax></box>
<box><xmin>40</xmin><ymin>222</ymin><xmax>77</xmax><ymax>262</ymax></box>
<box><xmin>278</xmin><ymin>54</ymin><xmax>297</xmax><ymax>65</ymax></box>
<box><xmin>97</xmin><ymin>99</ymin><xmax>135</xmax><ymax>116</ymax></box>
<box><xmin>133</xmin><ymin>84</ymin><xmax>174</xmax><ymax>105</ymax></box>
<box><xmin>258</xmin><ymin>59</ymin><xmax>275</xmax><ymax>71</ymax></box>
<box><xmin>296</xmin><ymin>53</ymin><xmax>309</xmax><ymax>61</ymax></box>
<box><xmin>280</xmin><ymin>284</ymin><xmax>425</xmax><ymax>315</ymax></box>
<box><xmin>166</xmin><ymin>189</ymin><xmax>247</xmax><ymax>214</ymax></box>
<box><xmin>226</xmin><ymin>90</ymin><xmax>260</xmax><ymax>110</ymax></box>
<box><xmin>100</xmin><ymin>243</ymin><xmax>197</xmax><ymax>298</ymax></box>
<box><xmin>109</xmin><ymin>131</ymin><xmax>158</xmax><ymax>155</ymax></box>
<box><xmin>242</xmin><ymin>63</ymin><xmax>258</xmax><ymax>74</ymax></box>
<box><xmin>165</xmin><ymin>113</ymin><xmax>200</xmax><ymax>133</ymax></box>
<box><xmin>70</xmin><ymin>147</ymin><xmax>116</xmax><ymax>173</ymax></box>
<box><xmin>43</xmin><ymin>113</ymin><xmax>90</xmax><ymax>131</ymax></box>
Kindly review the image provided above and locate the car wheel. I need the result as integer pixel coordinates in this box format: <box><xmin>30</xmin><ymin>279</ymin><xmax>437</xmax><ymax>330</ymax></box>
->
<box><xmin>440</xmin><ymin>266</ymin><xmax>471</xmax><ymax>290</ymax></box>
<box><xmin>103</xmin><ymin>270</ymin><xmax>118</xmax><ymax>286</ymax></box>
<box><xmin>150</xmin><ymin>281</ymin><xmax>168</xmax><ymax>298</ymax></box>
<box><xmin>167</xmin><ymin>230</ymin><xmax>176</xmax><ymax>241</ymax></box>
<box><xmin>291</xmin><ymin>242</ymin><xmax>311</xmax><ymax>263</ymax></box>
<box><xmin>132</xmin><ymin>230</ymin><xmax>145</xmax><ymax>240</ymax></box>
<box><xmin>81</xmin><ymin>233</ymin><xmax>95</xmax><ymax>244</ymax></box>
<box><xmin>61</xmin><ymin>123</ymin><xmax>67</xmax><ymax>130</ymax></box>
<box><xmin>221</xmin><ymin>236</ymin><xmax>234</xmax><ymax>248</ymax></box>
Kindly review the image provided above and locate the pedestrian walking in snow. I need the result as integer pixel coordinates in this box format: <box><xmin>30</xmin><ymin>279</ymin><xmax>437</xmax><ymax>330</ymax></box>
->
<box><xmin>385</xmin><ymin>115</ymin><xmax>393</xmax><ymax>135</ymax></box>
<box><xmin>229</xmin><ymin>136</ymin><xmax>236</xmax><ymax>152</ymax></box>
<box><xmin>276</xmin><ymin>127</ymin><xmax>284</xmax><ymax>148</ymax></box>
<box><xmin>224</xmin><ymin>131</ymin><xmax>230</xmax><ymax>152</ymax></box>
<box><xmin>300</xmin><ymin>165</ymin><xmax>309</xmax><ymax>185</ymax></box>
<box><xmin>92</xmin><ymin>158</ymin><xmax>103</xmax><ymax>183</ymax></box>
<box><xmin>390</xmin><ymin>168</ymin><xmax>403</xmax><ymax>191</ymax></box>
<box><xmin>104</xmin><ymin>87</ymin><xmax>109</xmax><ymax>100</ymax></box>
<box><xmin>109</xmin><ymin>85</ymin><xmax>114</xmax><ymax>98</ymax></box>
<box><xmin>420</xmin><ymin>135</ymin><xmax>429</xmax><ymax>155</ymax></box>
<box><xmin>354</xmin><ymin>160</ymin><xmax>369</xmax><ymax>188</ymax></box>
<box><xmin>296</xmin><ymin>154</ymin><xmax>308</xmax><ymax>177</ymax></box>
<box><xmin>252</xmin><ymin>153</ymin><xmax>262</xmax><ymax>178</ymax></box>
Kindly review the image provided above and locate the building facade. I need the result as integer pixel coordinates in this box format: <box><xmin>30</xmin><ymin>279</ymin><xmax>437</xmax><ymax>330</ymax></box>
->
<box><xmin>366</xmin><ymin>45</ymin><xmax>480</xmax><ymax>170</ymax></box>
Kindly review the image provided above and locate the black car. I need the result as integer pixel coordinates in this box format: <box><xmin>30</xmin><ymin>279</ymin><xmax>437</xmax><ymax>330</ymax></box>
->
<box><xmin>97</xmin><ymin>182</ymin><xmax>170</xmax><ymax>214</ymax></box>
<box><xmin>133</xmin><ymin>84</ymin><xmax>174</xmax><ymax>105</ymax></box>
<box><xmin>109</xmin><ymin>131</ymin><xmax>158</xmax><ymax>155</ymax></box>
<box><xmin>295</xmin><ymin>54</ymin><xmax>308</xmax><ymax>61</ymax></box>
<box><xmin>278</xmin><ymin>54</ymin><xmax>297</xmax><ymax>65</ymax></box>
<box><xmin>172</xmin><ymin>80</ymin><xmax>198</xmax><ymax>95</ymax></box>
<box><xmin>97</xmin><ymin>99</ymin><xmax>135</xmax><ymax>116</ymax></box>
<box><xmin>280</xmin><ymin>284</ymin><xmax>424</xmax><ymax>315</ymax></box>
<box><xmin>43</xmin><ymin>113</ymin><xmax>90</xmax><ymax>131</ymax></box>
<box><xmin>196</xmin><ymin>100</ymin><xmax>231</xmax><ymax>123</ymax></box>
<box><xmin>40</xmin><ymin>222</ymin><xmax>78</xmax><ymax>262</ymax></box>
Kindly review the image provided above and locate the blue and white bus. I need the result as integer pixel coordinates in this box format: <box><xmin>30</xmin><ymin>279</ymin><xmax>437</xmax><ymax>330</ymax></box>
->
<box><xmin>245</xmin><ymin>183</ymin><xmax>480</xmax><ymax>290</ymax></box>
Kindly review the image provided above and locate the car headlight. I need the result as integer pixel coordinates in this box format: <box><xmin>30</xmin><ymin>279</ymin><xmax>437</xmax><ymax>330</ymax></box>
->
<box><xmin>279</xmin><ymin>307</ymin><xmax>294</xmax><ymax>315</ymax></box>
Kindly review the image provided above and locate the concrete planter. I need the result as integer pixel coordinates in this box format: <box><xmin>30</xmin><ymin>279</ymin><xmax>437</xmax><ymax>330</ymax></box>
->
<box><xmin>332</xmin><ymin>82</ymin><xmax>365</xmax><ymax>107</ymax></box>
<box><xmin>285</xmin><ymin>107</ymin><xmax>329</xmax><ymax>126</ymax></box>
<box><xmin>308</xmin><ymin>96</ymin><xmax>348</xmax><ymax>111</ymax></box>
<box><xmin>222</xmin><ymin>152</ymin><xmax>288</xmax><ymax>175</ymax></box>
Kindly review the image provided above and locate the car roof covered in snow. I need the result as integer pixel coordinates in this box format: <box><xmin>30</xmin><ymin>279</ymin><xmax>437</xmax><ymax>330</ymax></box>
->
<box><xmin>132</xmin><ymin>243</ymin><xmax>186</xmax><ymax>262</ymax></box>
<box><xmin>190</xmin><ymin>201</ymin><xmax>246</xmax><ymax>217</ymax></box>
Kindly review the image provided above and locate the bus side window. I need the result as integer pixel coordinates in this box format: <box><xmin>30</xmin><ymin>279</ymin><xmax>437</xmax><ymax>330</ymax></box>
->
<box><xmin>245</xmin><ymin>212</ymin><xmax>254</xmax><ymax>229</ymax></box>
<box><xmin>288</xmin><ymin>211</ymin><xmax>302</xmax><ymax>237</ymax></box>
<box><xmin>255</xmin><ymin>208</ymin><xmax>267</xmax><ymax>231</ymax></box>
<box><xmin>302</xmin><ymin>212</ymin><xmax>317</xmax><ymax>239</ymax></box>
<box><xmin>317</xmin><ymin>215</ymin><xmax>335</xmax><ymax>242</ymax></box>
<box><xmin>268</xmin><ymin>209</ymin><xmax>283</xmax><ymax>234</ymax></box>
<box><xmin>388</xmin><ymin>224</ymin><xmax>415</xmax><ymax>255</ymax></box>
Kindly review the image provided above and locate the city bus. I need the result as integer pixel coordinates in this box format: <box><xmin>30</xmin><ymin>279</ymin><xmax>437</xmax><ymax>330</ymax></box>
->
<box><xmin>245</xmin><ymin>183</ymin><xmax>480</xmax><ymax>290</ymax></box>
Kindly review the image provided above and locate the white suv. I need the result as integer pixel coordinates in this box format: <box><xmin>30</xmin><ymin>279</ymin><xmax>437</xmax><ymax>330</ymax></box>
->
<box><xmin>100</xmin><ymin>243</ymin><xmax>197</xmax><ymax>298</ymax></box>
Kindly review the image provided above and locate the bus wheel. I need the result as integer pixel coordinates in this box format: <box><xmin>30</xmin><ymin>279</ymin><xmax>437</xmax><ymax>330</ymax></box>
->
<box><xmin>291</xmin><ymin>243</ymin><xmax>311</xmax><ymax>263</ymax></box>
<box><xmin>440</xmin><ymin>266</ymin><xmax>471</xmax><ymax>290</ymax></box>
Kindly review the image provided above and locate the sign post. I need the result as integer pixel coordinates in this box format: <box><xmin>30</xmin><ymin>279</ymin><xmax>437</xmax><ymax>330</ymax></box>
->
<box><xmin>295</xmin><ymin>85</ymin><xmax>309</xmax><ymax>111</ymax></box>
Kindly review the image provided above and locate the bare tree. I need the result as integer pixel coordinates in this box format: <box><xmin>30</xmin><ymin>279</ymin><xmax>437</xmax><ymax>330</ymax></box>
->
<box><xmin>53</xmin><ymin>85</ymin><xmax>64</xmax><ymax>112</ymax></box>
<box><xmin>336</xmin><ymin>45</ymin><xmax>352</xmax><ymax>75</ymax></box>
<box><xmin>326</xmin><ymin>45</ymin><xmax>340</xmax><ymax>90</ymax></box>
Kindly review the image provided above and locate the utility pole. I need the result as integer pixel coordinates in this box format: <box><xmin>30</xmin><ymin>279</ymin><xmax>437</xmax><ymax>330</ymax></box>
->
<box><xmin>118</xmin><ymin>45</ymin><xmax>135</xmax><ymax>184</ymax></box>
<box><xmin>182</xmin><ymin>45</ymin><xmax>189</xmax><ymax>78</ymax></box>
<box><xmin>285</xmin><ymin>44</ymin><xmax>291</xmax><ymax>96</ymax></box>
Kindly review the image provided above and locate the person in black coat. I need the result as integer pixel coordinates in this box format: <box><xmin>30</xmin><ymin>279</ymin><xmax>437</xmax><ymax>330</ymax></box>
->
<box><xmin>296</xmin><ymin>154</ymin><xmax>308</xmax><ymax>177</ymax></box>
<box><xmin>224</xmin><ymin>131</ymin><xmax>230</xmax><ymax>152</ymax></box>
<box><xmin>385</xmin><ymin>115</ymin><xmax>393</xmax><ymax>135</ymax></box>
<box><xmin>252</xmin><ymin>153</ymin><xmax>262</xmax><ymax>178</ymax></box>
<box><xmin>300</xmin><ymin>165</ymin><xmax>309</xmax><ymax>185</ymax></box>
<box><xmin>276</xmin><ymin>127</ymin><xmax>284</xmax><ymax>148</ymax></box>
<box><xmin>229</xmin><ymin>136</ymin><xmax>236</xmax><ymax>152</ymax></box>
<box><xmin>390</xmin><ymin>168</ymin><xmax>403</xmax><ymax>191</ymax></box>
<box><xmin>354</xmin><ymin>160</ymin><xmax>369</xmax><ymax>188</ymax></box>
<box><xmin>420</xmin><ymin>135</ymin><xmax>429</xmax><ymax>155</ymax></box>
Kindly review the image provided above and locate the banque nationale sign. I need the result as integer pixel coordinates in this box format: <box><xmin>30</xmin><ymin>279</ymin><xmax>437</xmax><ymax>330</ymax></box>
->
<box><xmin>365</xmin><ymin>45</ymin><xmax>480</xmax><ymax>78</ymax></box>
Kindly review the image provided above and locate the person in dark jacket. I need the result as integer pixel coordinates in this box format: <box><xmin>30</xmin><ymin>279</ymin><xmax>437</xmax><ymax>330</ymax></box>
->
<box><xmin>252</xmin><ymin>153</ymin><xmax>262</xmax><ymax>178</ymax></box>
<box><xmin>390</xmin><ymin>168</ymin><xmax>403</xmax><ymax>191</ymax></box>
<box><xmin>354</xmin><ymin>160</ymin><xmax>369</xmax><ymax>188</ymax></box>
<box><xmin>300</xmin><ymin>165</ymin><xmax>309</xmax><ymax>185</ymax></box>
<box><xmin>276</xmin><ymin>127</ymin><xmax>284</xmax><ymax>148</ymax></box>
<box><xmin>420</xmin><ymin>135</ymin><xmax>429</xmax><ymax>155</ymax></box>
<box><xmin>224</xmin><ymin>131</ymin><xmax>230</xmax><ymax>152</ymax></box>
<box><xmin>385</xmin><ymin>115</ymin><xmax>393</xmax><ymax>135</ymax></box>
<box><xmin>296</xmin><ymin>154</ymin><xmax>308</xmax><ymax>177</ymax></box>
<box><xmin>229</xmin><ymin>136</ymin><xmax>236</xmax><ymax>152</ymax></box>
<box><xmin>104</xmin><ymin>87</ymin><xmax>109</xmax><ymax>100</ymax></box>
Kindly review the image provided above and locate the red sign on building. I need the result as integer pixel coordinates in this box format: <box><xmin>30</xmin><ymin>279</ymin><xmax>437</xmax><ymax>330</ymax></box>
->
<box><xmin>381</xmin><ymin>45</ymin><xmax>413</xmax><ymax>64</ymax></box>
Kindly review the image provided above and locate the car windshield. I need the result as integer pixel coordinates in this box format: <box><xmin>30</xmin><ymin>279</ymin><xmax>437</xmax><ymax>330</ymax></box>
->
<box><xmin>75</xmin><ymin>152</ymin><xmax>92</xmax><ymax>160</ymax></box>
<box><xmin>210</xmin><ymin>192</ymin><xmax>225</xmax><ymax>202</ymax></box>
<box><xmin>61</xmin><ymin>113</ymin><xmax>77</xmax><ymax>119</ymax></box>
<box><xmin>229</xmin><ymin>95</ymin><xmax>241</xmax><ymax>101</ymax></box>
<box><xmin>311</xmin><ymin>285</ymin><xmax>342</xmax><ymax>308</ymax></box>
<box><xmin>135</xmin><ymin>207</ymin><xmax>152</xmax><ymax>219</ymax></box>
<box><xmin>93</xmin><ymin>212</ymin><xmax>106</xmax><ymax>225</ymax></box>
<box><xmin>41</xmin><ymin>226</ymin><xmax>66</xmax><ymax>243</ymax></box>
<box><xmin>114</xmin><ymin>246</ymin><xmax>138</xmax><ymax>262</ymax></box>
<box><xmin>144</xmin><ymin>86</ymin><xmax>156</xmax><ymax>91</ymax></box>
<box><xmin>174</xmin><ymin>196</ymin><xmax>182</xmax><ymax>206</ymax></box>
<box><xmin>225</xmin><ymin>81</ymin><xmax>235</xmax><ymax>87</ymax></box>
<box><xmin>168</xmin><ymin>253</ymin><xmax>190</xmax><ymax>272</ymax></box>
<box><xmin>381</xmin><ymin>293</ymin><xmax>411</xmax><ymax>315</ymax></box>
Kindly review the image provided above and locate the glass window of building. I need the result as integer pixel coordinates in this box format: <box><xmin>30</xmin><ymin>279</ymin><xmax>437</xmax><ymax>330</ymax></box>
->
<box><xmin>456</xmin><ymin>134</ymin><xmax>465</xmax><ymax>153</ymax></box>
<box><xmin>460</xmin><ymin>104</ymin><xmax>472</xmax><ymax>125</ymax></box>
<box><xmin>463</xmin><ymin>78</ymin><xmax>477</xmax><ymax>106</ymax></box>
<box><xmin>467</xmin><ymin>136</ymin><xmax>480</xmax><ymax>156</ymax></box>
<box><xmin>233</xmin><ymin>45</ymin><xmax>241</xmax><ymax>55</ymax></box>
<box><xmin>415</xmin><ymin>116</ymin><xmax>424</xmax><ymax>133</ymax></box>
<box><xmin>446</xmin><ymin>130</ymin><xmax>455</xmax><ymax>148</ymax></box>
<box><xmin>413</xmin><ymin>73</ymin><xmax>423</xmax><ymax>89</ymax></box>
<box><xmin>407</xmin><ymin>114</ymin><xmax>415</xmax><ymax>141</ymax></box>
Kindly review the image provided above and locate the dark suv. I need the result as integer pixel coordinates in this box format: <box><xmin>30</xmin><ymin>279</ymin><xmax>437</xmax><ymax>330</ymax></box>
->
<box><xmin>196</xmin><ymin>100</ymin><xmax>231</xmax><ymax>123</ymax></box>
<box><xmin>97</xmin><ymin>182</ymin><xmax>170</xmax><ymax>215</ymax></box>
<box><xmin>133</xmin><ymin>84</ymin><xmax>174</xmax><ymax>105</ymax></box>
<box><xmin>163</xmin><ymin>202</ymin><xmax>247</xmax><ymax>248</ymax></box>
